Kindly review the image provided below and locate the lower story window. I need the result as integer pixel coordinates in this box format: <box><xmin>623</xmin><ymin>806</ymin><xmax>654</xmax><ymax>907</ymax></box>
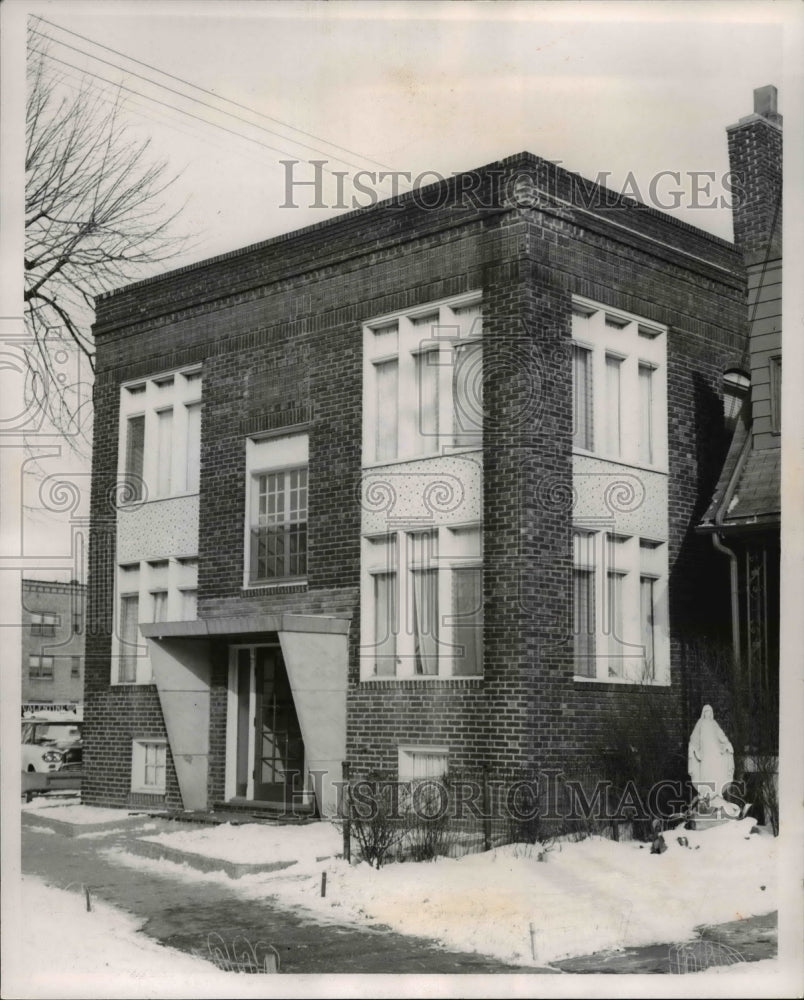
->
<box><xmin>118</xmin><ymin>593</ymin><xmax>140</xmax><ymax>684</ymax></box>
<box><xmin>131</xmin><ymin>739</ymin><xmax>167</xmax><ymax>794</ymax></box>
<box><xmin>28</xmin><ymin>655</ymin><xmax>54</xmax><ymax>680</ymax></box>
<box><xmin>572</xmin><ymin>528</ymin><xmax>668</xmax><ymax>684</ymax></box>
<box><xmin>361</xmin><ymin>525</ymin><xmax>482</xmax><ymax>679</ymax></box>
<box><xmin>398</xmin><ymin>746</ymin><xmax>449</xmax><ymax>781</ymax></box>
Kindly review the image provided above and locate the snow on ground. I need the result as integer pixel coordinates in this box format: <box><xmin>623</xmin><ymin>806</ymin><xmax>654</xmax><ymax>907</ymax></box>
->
<box><xmin>22</xmin><ymin>799</ymin><xmax>142</xmax><ymax>824</ymax></box>
<box><xmin>7</xmin><ymin>876</ymin><xmax>274</xmax><ymax>1000</ymax></box>
<box><xmin>103</xmin><ymin>815</ymin><xmax>777</xmax><ymax>967</ymax></box>
<box><xmin>140</xmin><ymin>817</ymin><xmax>341</xmax><ymax>863</ymax></box>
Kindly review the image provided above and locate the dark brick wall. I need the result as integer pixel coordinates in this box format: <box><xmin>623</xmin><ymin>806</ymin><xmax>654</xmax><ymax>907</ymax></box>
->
<box><xmin>85</xmin><ymin>155</ymin><xmax>748</xmax><ymax>806</ymax></box>
<box><xmin>727</xmin><ymin>116</ymin><xmax>782</xmax><ymax>259</ymax></box>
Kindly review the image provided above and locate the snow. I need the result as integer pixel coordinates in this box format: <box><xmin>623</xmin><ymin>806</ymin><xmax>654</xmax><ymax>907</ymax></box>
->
<box><xmin>12</xmin><ymin>807</ymin><xmax>799</xmax><ymax>997</ymax></box>
<box><xmin>140</xmin><ymin>819</ymin><xmax>341</xmax><ymax>863</ymax></box>
<box><xmin>104</xmin><ymin>816</ymin><xmax>778</xmax><ymax>967</ymax></box>
<box><xmin>8</xmin><ymin>876</ymin><xmax>271</xmax><ymax>999</ymax></box>
<box><xmin>21</xmin><ymin>800</ymin><xmax>145</xmax><ymax>824</ymax></box>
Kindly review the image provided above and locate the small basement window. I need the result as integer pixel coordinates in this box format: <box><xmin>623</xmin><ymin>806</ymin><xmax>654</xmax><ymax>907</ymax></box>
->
<box><xmin>131</xmin><ymin>739</ymin><xmax>167</xmax><ymax>794</ymax></box>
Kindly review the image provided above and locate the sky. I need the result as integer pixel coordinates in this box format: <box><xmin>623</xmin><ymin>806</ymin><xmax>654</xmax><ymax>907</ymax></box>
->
<box><xmin>9</xmin><ymin>0</ymin><xmax>796</xmax><ymax>271</ymax></box>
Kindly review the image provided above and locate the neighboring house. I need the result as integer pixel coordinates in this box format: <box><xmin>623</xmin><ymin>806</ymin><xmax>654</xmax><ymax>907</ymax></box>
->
<box><xmin>82</xmin><ymin>93</ymin><xmax>779</xmax><ymax>817</ymax></box>
<box><xmin>21</xmin><ymin>578</ymin><xmax>86</xmax><ymax>710</ymax></box>
<box><xmin>699</xmin><ymin>86</ymin><xmax>782</xmax><ymax>754</ymax></box>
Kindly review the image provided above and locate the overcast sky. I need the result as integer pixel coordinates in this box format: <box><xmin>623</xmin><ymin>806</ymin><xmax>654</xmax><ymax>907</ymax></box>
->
<box><xmin>1</xmin><ymin>0</ymin><xmax>801</xmax><ymax>577</ymax></box>
<box><xmin>11</xmin><ymin>0</ymin><xmax>798</xmax><ymax>269</ymax></box>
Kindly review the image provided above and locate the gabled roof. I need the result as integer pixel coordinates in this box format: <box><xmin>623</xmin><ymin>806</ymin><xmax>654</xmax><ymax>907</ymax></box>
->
<box><xmin>699</xmin><ymin>406</ymin><xmax>781</xmax><ymax>532</ymax></box>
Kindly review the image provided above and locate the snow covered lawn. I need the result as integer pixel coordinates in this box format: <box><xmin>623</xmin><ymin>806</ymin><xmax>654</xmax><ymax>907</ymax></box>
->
<box><xmin>140</xmin><ymin>818</ymin><xmax>340</xmax><ymax>864</ymax></box>
<box><xmin>107</xmin><ymin>816</ymin><xmax>777</xmax><ymax>967</ymax></box>
<box><xmin>7</xmin><ymin>876</ymin><xmax>265</xmax><ymax>999</ymax></box>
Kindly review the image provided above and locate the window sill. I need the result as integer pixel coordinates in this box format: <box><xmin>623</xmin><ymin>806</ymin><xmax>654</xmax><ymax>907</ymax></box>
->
<box><xmin>359</xmin><ymin>675</ymin><xmax>483</xmax><ymax>685</ymax></box>
<box><xmin>571</xmin><ymin>449</ymin><xmax>668</xmax><ymax>477</ymax></box>
<box><xmin>118</xmin><ymin>490</ymin><xmax>199</xmax><ymax>509</ymax></box>
<box><xmin>242</xmin><ymin>579</ymin><xmax>308</xmax><ymax>593</ymax></box>
<box><xmin>573</xmin><ymin>675</ymin><xmax>669</xmax><ymax>688</ymax></box>
<box><xmin>361</xmin><ymin>446</ymin><xmax>483</xmax><ymax>471</ymax></box>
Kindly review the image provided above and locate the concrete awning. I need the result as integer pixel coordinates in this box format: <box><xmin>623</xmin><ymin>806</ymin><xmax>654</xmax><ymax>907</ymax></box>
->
<box><xmin>140</xmin><ymin>612</ymin><xmax>351</xmax><ymax>640</ymax></box>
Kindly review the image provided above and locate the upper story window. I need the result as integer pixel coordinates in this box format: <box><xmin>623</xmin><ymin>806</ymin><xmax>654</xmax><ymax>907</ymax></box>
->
<box><xmin>361</xmin><ymin>523</ymin><xmax>482</xmax><ymax>680</ymax></box>
<box><xmin>30</xmin><ymin>612</ymin><xmax>59</xmax><ymax>637</ymax></box>
<box><xmin>572</xmin><ymin>528</ymin><xmax>669</xmax><ymax>685</ymax></box>
<box><xmin>363</xmin><ymin>294</ymin><xmax>483</xmax><ymax>465</ymax></box>
<box><xmin>572</xmin><ymin>300</ymin><xmax>667</xmax><ymax>471</ymax></box>
<box><xmin>244</xmin><ymin>434</ymin><xmax>308</xmax><ymax>588</ymax></box>
<box><xmin>119</xmin><ymin>367</ymin><xmax>202</xmax><ymax>503</ymax></box>
<box><xmin>722</xmin><ymin>369</ymin><xmax>750</xmax><ymax>435</ymax></box>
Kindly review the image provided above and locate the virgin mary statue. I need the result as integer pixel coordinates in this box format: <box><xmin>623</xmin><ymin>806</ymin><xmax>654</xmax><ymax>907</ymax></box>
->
<box><xmin>688</xmin><ymin>705</ymin><xmax>735</xmax><ymax>802</ymax></box>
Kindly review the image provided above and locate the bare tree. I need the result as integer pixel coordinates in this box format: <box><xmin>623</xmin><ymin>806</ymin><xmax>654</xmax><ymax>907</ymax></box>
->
<box><xmin>25</xmin><ymin>28</ymin><xmax>187</xmax><ymax>448</ymax></box>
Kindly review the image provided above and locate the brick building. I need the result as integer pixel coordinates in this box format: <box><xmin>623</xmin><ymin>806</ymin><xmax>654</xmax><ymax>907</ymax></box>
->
<box><xmin>21</xmin><ymin>578</ymin><xmax>85</xmax><ymax>710</ymax></box>
<box><xmin>82</xmin><ymin>94</ymin><xmax>779</xmax><ymax>816</ymax></box>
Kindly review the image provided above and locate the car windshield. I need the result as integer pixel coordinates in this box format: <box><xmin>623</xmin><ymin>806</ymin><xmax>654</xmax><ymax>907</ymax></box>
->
<box><xmin>22</xmin><ymin>722</ymin><xmax>82</xmax><ymax>745</ymax></box>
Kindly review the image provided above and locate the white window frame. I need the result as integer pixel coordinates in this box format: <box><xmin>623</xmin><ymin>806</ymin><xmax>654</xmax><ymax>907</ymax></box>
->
<box><xmin>398</xmin><ymin>745</ymin><xmax>449</xmax><ymax>781</ymax></box>
<box><xmin>571</xmin><ymin>299</ymin><xmax>667</xmax><ymax>471</ymax></box>
<box><xmin>361</xmin><ymin>523</ymin><xmax>482</xmax><ymax>680</ymax></box>
<box><xmin>131</xmin><ymin>739</ymin><xmax>167</xmax><ymax>794</ymax></box>
<box><xmin>572</xmin><ymin>528</ymin><xmax>669</xmax><ymax>685</ymax></box>
<box><xmin>243</xmin><ymin>434</ymin><xmax>309</xmax><ymax>589</ymax></box>
<box><xmin>111</xmin><ymin>556</ymin><xmax>199</xmax><ymax>685</ymax></box>
<box><xmin>362</xmin><ymin>292</ymin><xmax>483</xmax><ymax>466</ymax></box>
<box><xmin>118</xmin><ymin>367</ymin><xmax>202</xmax><ymax>503</ymax></box>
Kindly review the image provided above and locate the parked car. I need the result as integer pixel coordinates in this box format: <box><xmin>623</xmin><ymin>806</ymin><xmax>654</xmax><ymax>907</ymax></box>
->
<box><xmin>21</xmin><ymin>713</ymin><xmax>83</xmax><ymax>773</ymax></box>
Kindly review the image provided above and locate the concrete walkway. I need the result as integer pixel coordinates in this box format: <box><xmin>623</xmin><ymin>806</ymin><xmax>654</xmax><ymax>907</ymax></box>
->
<box><xmin>21</xmin><ymin>818</ymin><xmax>777</xmax><ymax>976</ymax></box>
<box><xmin>21</xmin><ymin>822</ymin><xmax>545</xmax><ymax>974</ymax></box>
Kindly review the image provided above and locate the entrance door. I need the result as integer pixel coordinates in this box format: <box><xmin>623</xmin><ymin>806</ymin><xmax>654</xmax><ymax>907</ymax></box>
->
<box><xmin>231</xmin><ymin>645</ymin><xmax>304</xmax><ymax>805</ymax></box>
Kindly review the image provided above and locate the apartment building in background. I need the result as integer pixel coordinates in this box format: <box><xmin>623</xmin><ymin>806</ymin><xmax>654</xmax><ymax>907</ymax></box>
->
<box><xmin>21</xmin><ymin>578</ymin><xmax>86</xmax><ymax>710</ymax></box>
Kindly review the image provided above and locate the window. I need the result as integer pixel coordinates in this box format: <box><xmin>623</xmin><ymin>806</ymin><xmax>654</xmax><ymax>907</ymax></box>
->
<box><xmin>398</xmin><ymin>746</ymin><xmax>449</xmax><ymax>781</ymax></box>
<box><xmin>361</xmin><ymin>524</ymin><xmax>482</xmax><ymax>679</ymax></box>
<box><xmin>112</xmin><ymin>557</ymin><xmax>198</xmax><ymax>684</ymax></box>
<box><xmin>28</xmin><ymin>655</ymin><xmax>54</xmax><ymax>680</ymax></box>
<box><xmin>119</xmin><ymin>368</ymin><xmax>202</xmax><ymax>503</ymax></box>
<box><xmin>245</xmin><ymin>434</ymin><xmax>308</xmax><ymax>587</ymax></box>
<box><xmin>30</xmin><ymin>612</ymin><xmax>59</xmax><ymax>637</ymax></box>
<box><xmin>125</xmin><ymin>415</ymin><xmax>145</xmax><ymax>501</ymax></box>
<box><xmin>251</xmin><ymin>469</ymin><xmax>308</xmax><ymax>581</ymax></box>
<box><xmin>363</xmin><ymin>294</ymin><xmax>482</xmax><ymax>464</ymax></box>
<box><xmin>70</xmin><ymin>656</ymin><xmax>81</xmax><ymax>679</ymax></box>
<box><xmin>118</xmin><ymin>593</ymin><xmax>140</xmax><ymax>684</ymax></box>
<box><xmin>722</xmin><ymin>369</ymin><xmax>749</xmax><ymax>435</ymax></box>
<box><xmin>572</xmin><ymin>301</ymin><xmax>667</xmax><ymax>469</ymax></box>
<box><xmin>131</xmin><ymin>739</ymin><xmax>167</xmax><ymax>794</ymax></box>
<box><xmin>572</xmin><ymin>528</ymin><xmax>668</xmax><ymax>684</ymax></box>
<box><xmin>147</xmin><ymin>560</ymin><xmax>169</xmax><ymax>622</ymax></box>
<box><xmin>769</xmin><ymin>356</ymin><xmax>781</xmax><ymax>434</ymax></box>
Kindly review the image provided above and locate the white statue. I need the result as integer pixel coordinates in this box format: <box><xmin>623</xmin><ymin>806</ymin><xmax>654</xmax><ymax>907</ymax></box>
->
<box><xmin>688</xmin><ymin>705</ymin><xmax>739</xmax><ymax>817</ymax></box>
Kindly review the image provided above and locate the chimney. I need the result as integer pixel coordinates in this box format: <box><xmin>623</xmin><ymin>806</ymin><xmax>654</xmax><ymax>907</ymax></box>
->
<box><xmin>726</xmin><ymin>85</ymin><xmax>782</xmax><ymax>260</ymax></box>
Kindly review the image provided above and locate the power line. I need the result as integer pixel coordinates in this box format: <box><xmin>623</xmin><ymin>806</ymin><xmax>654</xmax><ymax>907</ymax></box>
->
<box><xmin>31</xmin><ymin>24</ymin><xmax>384</xmax><ymax>177</ymax></box>
<box><xmin>31</xmin><ymin>43</ymin><xmax>398</xmax><ymax>198</ymax></box>
<box><xmin>34</xmin><ymin>15</ymin><xmax>397</xmax><ymax>175</ymax></box>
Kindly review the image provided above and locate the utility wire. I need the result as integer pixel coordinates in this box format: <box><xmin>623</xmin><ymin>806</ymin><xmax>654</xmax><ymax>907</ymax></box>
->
<box><xmin>31</xmin><ymin>43</ymin><xmax>398</xmax><ymax>198</ymax></box>
<box><xmin>34</xmin><ymin>15</ymin><xmax>398</xmax><ymax>175</ymax></box>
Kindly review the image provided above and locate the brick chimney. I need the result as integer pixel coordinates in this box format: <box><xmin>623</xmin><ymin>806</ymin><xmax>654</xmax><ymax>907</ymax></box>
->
<box><xmin>726</xmin><ymin>85</ymin><xmax>782</xmax><ymax>260</ymax></box>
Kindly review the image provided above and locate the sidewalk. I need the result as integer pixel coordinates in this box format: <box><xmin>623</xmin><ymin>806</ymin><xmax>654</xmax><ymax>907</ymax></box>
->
<box><xmin>20</xmin><ymin>818</ymin><xmax>777</xmax><ymax>976</ymax></box>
